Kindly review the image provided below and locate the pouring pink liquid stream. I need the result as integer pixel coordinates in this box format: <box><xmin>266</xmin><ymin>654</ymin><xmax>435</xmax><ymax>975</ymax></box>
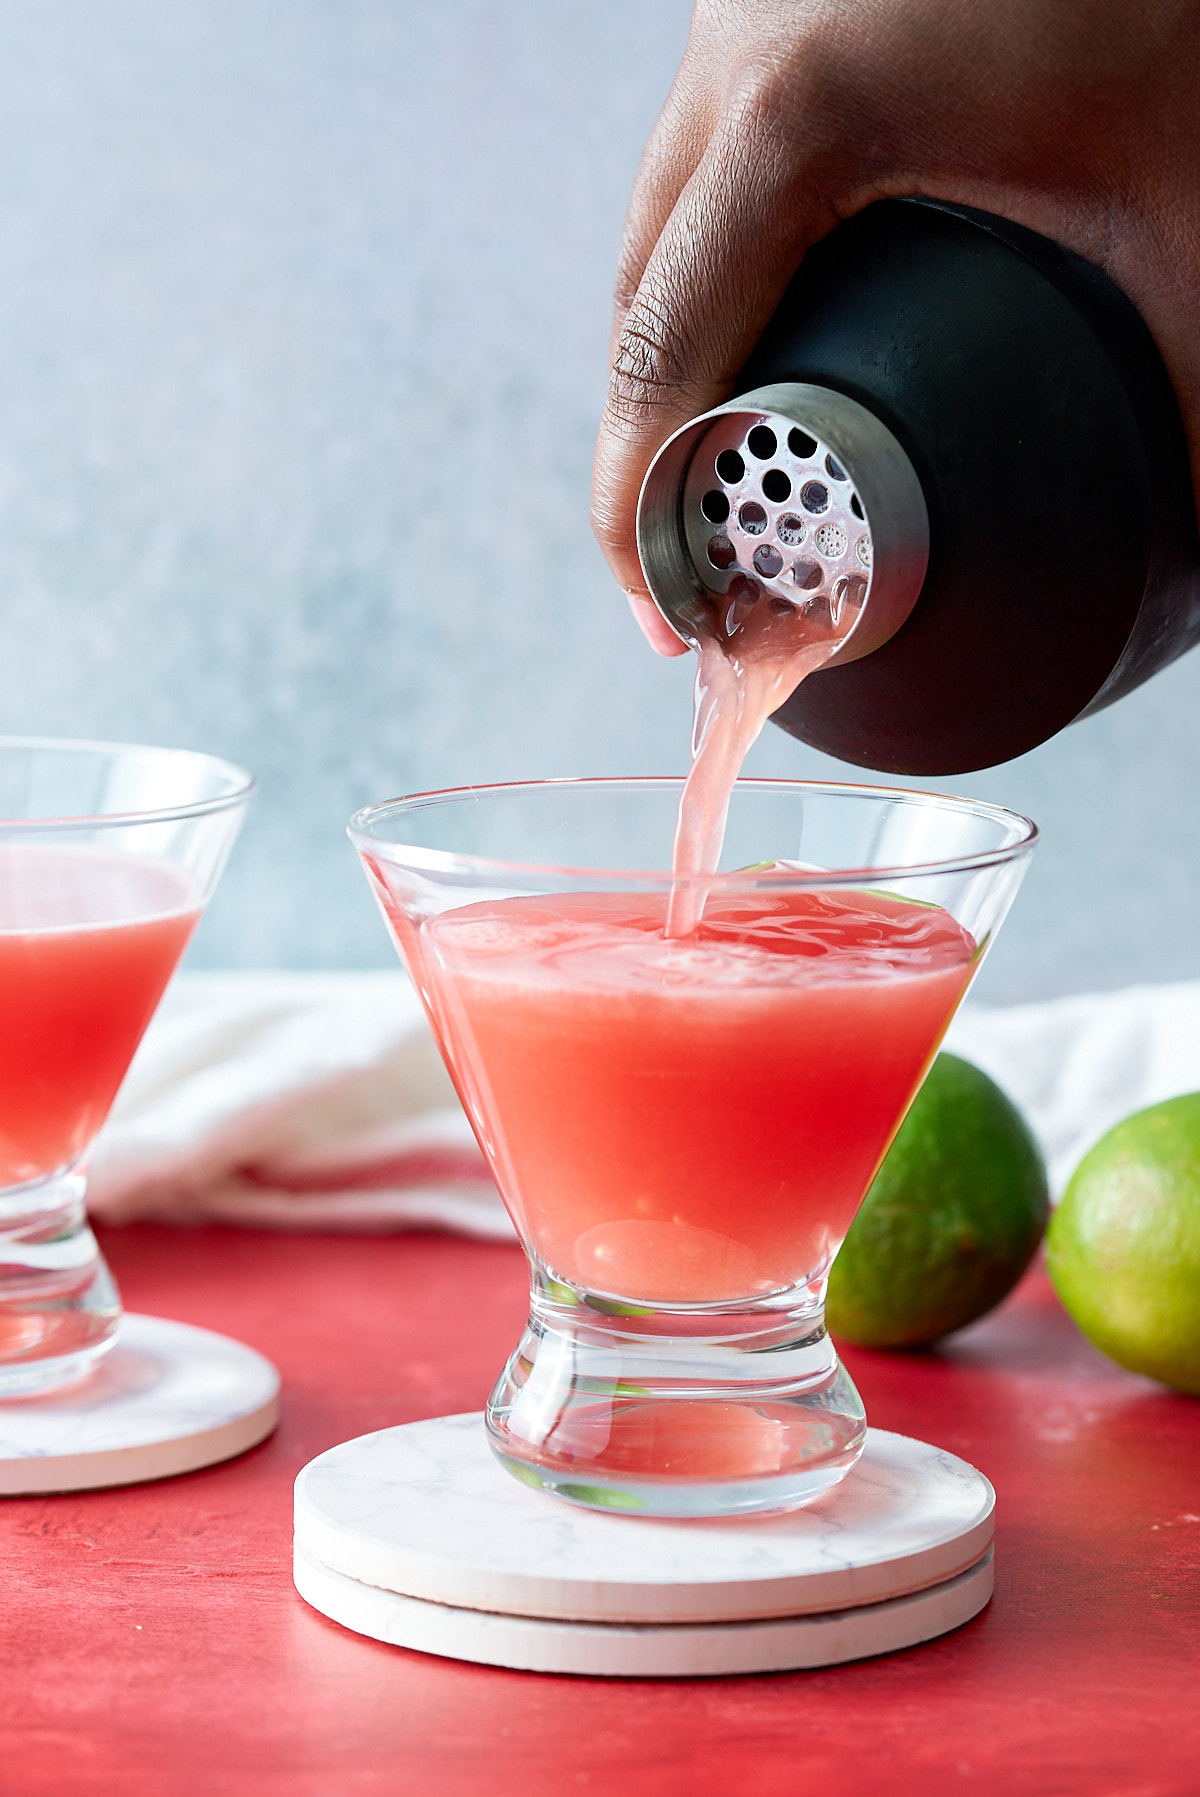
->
<box><xmin>667</xmin><ymin>581</ymin><xmax>851</xmax><ymax>930</ymax></box>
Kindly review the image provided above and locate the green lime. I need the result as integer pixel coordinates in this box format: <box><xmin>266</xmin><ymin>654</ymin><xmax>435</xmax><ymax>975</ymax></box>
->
<box><xmin>1047</xmin><ymin>1094</ymin><xmax>1200</xmax><ymax>1394</ymax></box>
<box><xmin>827</xmin><ymin>1052</ymin><xmax>1049</xmax><ymax>1347</ymax></box>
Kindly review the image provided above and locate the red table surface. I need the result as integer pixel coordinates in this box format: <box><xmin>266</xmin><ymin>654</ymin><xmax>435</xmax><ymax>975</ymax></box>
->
<box><xmin>2</xmin><ymin>1225</ymin><xmax>1198</xmax><ymax>1797</ymax></box>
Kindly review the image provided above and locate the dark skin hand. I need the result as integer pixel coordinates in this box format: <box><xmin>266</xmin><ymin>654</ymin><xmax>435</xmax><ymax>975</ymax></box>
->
<box><xmin>592</xmin><ymin>0</ymin><xmax>1200</xmax><ymax>655</ymax></box>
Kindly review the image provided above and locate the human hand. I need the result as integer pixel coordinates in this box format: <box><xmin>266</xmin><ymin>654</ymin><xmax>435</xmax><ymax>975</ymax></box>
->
<box><xmin>594</xmin><ymin>0</ymin><xmax>1200</xmax><ymax>654</ymax></box>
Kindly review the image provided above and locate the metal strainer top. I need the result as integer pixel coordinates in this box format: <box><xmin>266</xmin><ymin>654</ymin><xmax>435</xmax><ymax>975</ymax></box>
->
<box><xmin>636</xmin><ymin>383</ymin><xmax>930</xmax><ymax>668</ymax></box>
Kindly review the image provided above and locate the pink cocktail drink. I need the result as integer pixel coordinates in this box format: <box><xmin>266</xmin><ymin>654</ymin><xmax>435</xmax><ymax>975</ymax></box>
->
<box><xmin>354</xmin><ymin>777</ymin><xmax>1035</xmax><ymax>1515</ymax></box>
<box><xmin>0</xmin><ymin>847</ymin><xmax>200</xmax><ymax>1189</ymax></box>
<box><xmin>0</xmin><ymin>737</ymin><xmax>251</xmax><ymax>1395</ymax></box>
<box><xmin>419</xmin><ymin>888</ymin><xmax>975</xmax><ymax>1305</ymax></box>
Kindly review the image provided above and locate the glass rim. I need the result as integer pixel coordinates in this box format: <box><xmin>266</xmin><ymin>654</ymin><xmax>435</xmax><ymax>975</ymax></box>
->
<box><xmin>0</xmin><ymin>734</ymin><xmax>256</xmax><ymax>831</ymax></box>
<box><xmin>348</xmin><ymin>775</ymin><xmax>1039</xmax><ymax>886</ymax></box>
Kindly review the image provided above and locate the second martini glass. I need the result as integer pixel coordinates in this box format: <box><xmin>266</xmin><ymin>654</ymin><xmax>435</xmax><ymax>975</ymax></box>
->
<box><xmin>0</xmin><ymin>737</ymin><xmax>252</xmax><ymax>1396</ymax></box>
<box><xmin>351</xmin><ymin>778</ymin><xmax>1035</xmax><ymax>1518</ymax></box>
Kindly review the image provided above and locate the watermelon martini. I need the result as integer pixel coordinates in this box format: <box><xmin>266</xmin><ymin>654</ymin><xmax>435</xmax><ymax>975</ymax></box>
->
<box><xmin>0</xmin><ymin>738</ymin><xmax>252</xmax><ymax>1395</ymax></box>
<box><xmin>352</xmin><ymin>778</ymin><xmax>1036</xmax><ymax>1518</ymax></box>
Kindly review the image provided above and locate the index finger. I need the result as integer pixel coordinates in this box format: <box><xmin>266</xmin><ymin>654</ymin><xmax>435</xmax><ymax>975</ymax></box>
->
<box><xmin>591</xmin><ymin>85</ymin><xmax>849</xmax><ymax>611</ymax></box>
<box><xmin>609</xmin><ymin>60</ymin><xmax>718</xmax><ymax>366</ymax></box>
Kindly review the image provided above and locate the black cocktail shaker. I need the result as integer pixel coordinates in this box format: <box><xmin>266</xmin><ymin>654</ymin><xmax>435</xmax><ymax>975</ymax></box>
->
<box><xmin>635</xmin><ymin>198</ymin><xmax>1200</xmax><ymax>775</ymax></box>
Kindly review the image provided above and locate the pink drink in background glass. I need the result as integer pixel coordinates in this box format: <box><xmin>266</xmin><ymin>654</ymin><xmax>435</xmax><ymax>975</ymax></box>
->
<box><xmin>0</xmin><ymin>846</ymin><xmax>200</xmax><ymax>1189</ymax></box>
<box><xmin>0</xmin><ymin>737</ymin><xmax>251</xmax><ymax>1395</ymax></box>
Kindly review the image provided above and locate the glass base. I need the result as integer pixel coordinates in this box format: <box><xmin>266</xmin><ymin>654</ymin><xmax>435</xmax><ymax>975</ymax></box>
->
<box><xmin>0</xmin><ymin>1335</ymin><xmax>119</xmax><ymax>1398</ymax></box>
<box><xmin>0</xmin><ymin>1173</ymin><xmax>122</xmax><ymax>1398</ymax></box>
<box><xmin>486</xmin><ymin>1269</ymin><xmax>867</xmax><ymax>1518</ymax></box>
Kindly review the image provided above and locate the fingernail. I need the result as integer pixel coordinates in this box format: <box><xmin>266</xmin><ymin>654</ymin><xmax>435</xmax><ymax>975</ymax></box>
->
<box><xmin>626</xmin><ymin>591</ymin><xmax>689</xmax><ymax>658</ymax></box>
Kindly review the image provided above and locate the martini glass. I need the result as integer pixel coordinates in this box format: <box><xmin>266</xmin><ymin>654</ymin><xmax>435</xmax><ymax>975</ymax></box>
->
<box><xmin>351</xmin><ymin>778</ymin><xmax>1036</xmax><ymax>1518</ymax></box>
<box><xmin>0</xmin><ymin>737</ymin><xmax>252</xmax><ymax>1396</ymax></box>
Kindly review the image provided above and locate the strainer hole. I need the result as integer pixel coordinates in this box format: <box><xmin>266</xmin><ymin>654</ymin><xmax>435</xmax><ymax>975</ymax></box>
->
<box><xmin>815</xmin><ymin>522</ymin><xmax>848</xmax><ymax>559</ymax></box>
<box><xmin>715</xmin><ymin>449</ymin><xmax>745</xmax><ymax>484</ymax></box>
<box><xmin>707</xmin><ymin>535</ymin><xmax>737</xmax><ymax>570</ymax></box>
<box><xmin>825</xmin><ymin>454</ymin><xmax>848</xmax><ymax>481</ymax></box>
<box><xmin>701</xmin><ymin>489</ymin><xmax>730</xmax><ymax>524</ymax></box>
<box><xmin>747</xmin><ymin>425</ymin><xmax>777</xmax><ymax>459</ymax></box>
<box><xmin>793</xmin><ymin>559</ymin><xmax>823</xmax><ymax>590</ymax></box>
<box><xmin>777</xmin><ymin>514</ymin><xmax>806</xmax><ymax>547</ymax></box>
<box><xmin>788</xmin><ymin>428</ymin><xmax>817</xmax><ymax>459</ymax></box>
<box><xmin>738</xmin><ymin>501</ymin><xmax>768</xmax><ymax>535</ymax></box>
<box><xmin>752</xmin><ymin>544</ymin><xmax>784</xmax><ymax>578</ymax></box>
<box><xmin>761</xmin><ymin>469</ymin><xmax>791</xmax><ymax>503</ymax></box>
<box><xmin>850</xmin><ymin>494</ymin><xmax>864</xmax><ymax>520</ymax></box>
<box><xmin>801</xmin><ymin>481</ymin><xmax>829</xmax><ymax>514</ymax></box>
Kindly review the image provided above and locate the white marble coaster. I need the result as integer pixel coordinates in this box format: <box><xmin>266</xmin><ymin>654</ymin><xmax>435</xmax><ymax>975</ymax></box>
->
<box><xmin>0</xmin><ymin>1313</ymin><xmax>280</xmax><ymax>1495</ymax></box>
<box><xmin>294</xmin><ymin>1413</ymin><xmax>994</xmax><ymax>1626</ymax></box>
<box><xmin>295</xmin><ymin>1538</ymin><xmax>993</xmax><ymax>1677</ymax></box>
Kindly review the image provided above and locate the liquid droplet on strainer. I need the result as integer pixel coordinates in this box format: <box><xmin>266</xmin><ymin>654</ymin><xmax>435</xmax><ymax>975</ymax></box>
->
<box><xmin>830</xmin><ymin>574</ymin><xmax>868</xmax><ymax>624</ymax></box>
<box><xmin>723</xmin><ymin>576</ymin><xmax>759</xmax><ymax>634</ymax></box>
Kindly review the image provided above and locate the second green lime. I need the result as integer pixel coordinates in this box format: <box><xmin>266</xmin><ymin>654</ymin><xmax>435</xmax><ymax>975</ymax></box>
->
<box><xmin>826</xmin><ymin>1051</ymin><xmax>1049</xmax><ymax>1347</ymax></box>
<box><xmin>1046</xmin><ymin>1093</ymin><xmax>1200</xmax><ymax>1395</ymax></box>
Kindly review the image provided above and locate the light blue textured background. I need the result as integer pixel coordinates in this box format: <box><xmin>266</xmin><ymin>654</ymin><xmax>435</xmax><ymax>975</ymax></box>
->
<box><xmin>0</xmin><ymin>0</ymin><xmax>1196</xmax><ymax>1001</ymax></box>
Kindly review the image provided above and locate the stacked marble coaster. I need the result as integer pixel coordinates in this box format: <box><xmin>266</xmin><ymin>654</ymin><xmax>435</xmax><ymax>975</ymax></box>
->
<box><xmin>293</xmin><ymin>1413</ymin><xmax>995</xmax><ymax>1677</ymax></box>
<box><xmin>0</xmin><ymin>1314</ymin><xmax>280</xmax><ymax>1495</ymax></box>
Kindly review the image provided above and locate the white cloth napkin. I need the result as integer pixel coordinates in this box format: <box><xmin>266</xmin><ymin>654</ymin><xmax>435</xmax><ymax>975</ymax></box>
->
<box><xmin>85</xmin><ymin>972</ymin><xmax>1200</xmax><ymax>1230</ymax></box>
<box><xmin>86</xmin><ymin>973</ymin><xmax>511</xmax><ymax>1235</ymax></box>
<box><xmin>945</xmin><ymin>981</ymin><xmax>1200</xmax><ymax>1195</ymax></box>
